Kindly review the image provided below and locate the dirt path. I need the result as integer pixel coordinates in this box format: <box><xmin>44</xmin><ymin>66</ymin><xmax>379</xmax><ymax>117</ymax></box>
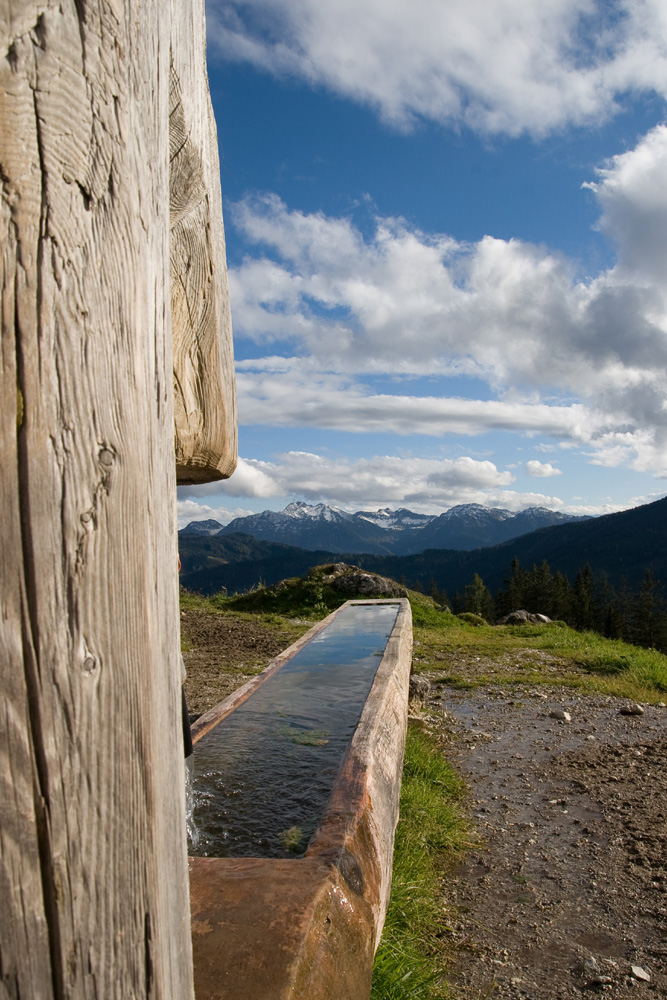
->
<box><xmin>181</xmin><ymin>609</ymin><xmax>667</xmax><ymax>997</ymax></box>
<box><xmin>424</xmin><ymin>683</ymin><xmax>667</xmax><ymax>999</ymax></box>
<box><xmin>181</xmin><ymin>608</ymin><xmax>310</xmax><ymax>715</ymax></box>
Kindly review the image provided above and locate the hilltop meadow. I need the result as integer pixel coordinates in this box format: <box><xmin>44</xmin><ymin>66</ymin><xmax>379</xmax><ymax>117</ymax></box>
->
<box><xmin>182</xmin><ymin>565</ymin><xmax>667</xmax><ymax>998</ymax></box>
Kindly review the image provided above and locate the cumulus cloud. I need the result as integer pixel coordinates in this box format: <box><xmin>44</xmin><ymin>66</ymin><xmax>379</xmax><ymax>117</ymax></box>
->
<box><xmin>208</xmin><ymin>0</ymin><xmax>667</xmax><ymax>136</ymax></box>
<box><xmin>525</xmin><ymin>460</ymin><xmax>563</xmax><ymax>477</ymax></box>
<box><xmin>229</xmin><ymin>125</ymin><xmax>667</xmax><ymax>476</ymax></box>
<box><xmin>584</xmin><ymin>124</ymin><xmax>667</xmax><ymax>285</ymax></box>
<box><xmin>177</xmin><ymin>450</ymin><xmax>573</xmax><ymax>512</ymax></box>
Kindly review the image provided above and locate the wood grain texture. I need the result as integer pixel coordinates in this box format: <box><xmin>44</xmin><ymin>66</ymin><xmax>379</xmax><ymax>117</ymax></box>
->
<box><xmin>170</xmin><ymin>0</ymin><xmax>237</xmax><ymax>485</ymax></box>
<box><xmin>1</xmin><ymin>2</ymin><xmax>194</xmax><ymax>996</ymax></box>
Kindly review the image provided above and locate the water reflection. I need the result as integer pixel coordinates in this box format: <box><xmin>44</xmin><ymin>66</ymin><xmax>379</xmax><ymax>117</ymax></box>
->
<box><xmin>189</xmin><ymin>603</ymin><xmax>399</xmax><ymax>859</ymax></box>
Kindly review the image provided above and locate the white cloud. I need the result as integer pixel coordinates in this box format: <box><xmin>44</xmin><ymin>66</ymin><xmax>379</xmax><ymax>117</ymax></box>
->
<box><xmin>525</xmin><ymin>460</ymin><xmax>563</xmax><ymax>477</ymax></box>
<box><xmin>584</xmin><ymin>124</ymin><xmax>667</xmax><ymax>285</ymax></box>
<box><xmin>229</xmin><ymin>126</ymin><xmax>667</xmax><ymax>477</ymax></box>
<box><xmin>236</xmin><ymin>362</ymin><xmax>593</xmax><ymax>438</ymax></box>
<box><xmin>176</xmin><ymin>450</ymin><xmax>571</xmax><ymax>512</ymax></box>
<box><xmin>178</xmin><ymin>453</ymin><xmax>661</xmax><ymax>516</ymax></box>
<box><xmin>192</xmin><ymin>457</ymin><xmax>280</xmax><ymax>498</ymax></box>
<box><xmin>208</xmin><ymin>0</ymin><xmax>667</xmax><ymax>136</ymax></box>
<box><xmin>176</xmin><ymin>499</ymin><xmax>255</xmax><ymax>528</ymax></box>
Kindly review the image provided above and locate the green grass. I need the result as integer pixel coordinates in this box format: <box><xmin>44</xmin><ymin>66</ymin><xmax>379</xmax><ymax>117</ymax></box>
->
<box><xmin>199</xmin><ymin>570</ymin><xmax>343</xmax><ymax>620</ymax></box>
<box><xmin>179</xmin><ymin>587</ymin><xmax>313</xmax><ymax>644</ymax></box>
<box><xmin>371</xmin><ymin>726</ymin><xmax>470</xmax><ymax>1000</ymax></box>
<box><xmin>409</xmin><ymin>599</ymin><xmax>667</xmax><ymax>702</ymax></box>
<box><xmin>182</xmin><ymin>579</ymin><xmax>667</xmax><ymax>702</ymax></box>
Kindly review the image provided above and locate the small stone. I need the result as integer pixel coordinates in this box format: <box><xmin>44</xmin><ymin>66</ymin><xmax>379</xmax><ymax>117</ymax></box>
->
<box><xmin>630</xmin><ymin>966</ymin><xmax>651</xmax><ymax>982</ymax></box>
<box><xmin>550</xmin><ymin>709</ymin><xmax>571</xmax><ymax>722</ymax></box>
<box><xmin>657</xmin><ymin>701</ymin><xmax>666</xmax><ymax>708</ymax></box>
<box><xmin>409</xmin><ymin>675</ymin><xmax>431</xmax><ymax>700</ymax></box>
<box><xmin>591</xmin><ymin>975</ymin><xmax>613</xmax><ymax>985</ymax></box>
<box><xmin>619</xmin><ymin>704</ymin><xmax>645</xmax><ymax>716</ymax></box>
<box><xmin>583</xmin><ymin>956</ymin><xmax>601</xmax><ymax>974</ymax></box>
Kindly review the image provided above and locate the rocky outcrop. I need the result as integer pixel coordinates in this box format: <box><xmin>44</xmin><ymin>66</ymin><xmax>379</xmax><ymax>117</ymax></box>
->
<box><xmin>497</xmin><ymin>610</ymin><xmax>552</xmax><ymax>625</ymax></box>
<box><xmin>330</xmin><ymin>570</ymin><xmax>408</xmax><ymax>598</ymax></box>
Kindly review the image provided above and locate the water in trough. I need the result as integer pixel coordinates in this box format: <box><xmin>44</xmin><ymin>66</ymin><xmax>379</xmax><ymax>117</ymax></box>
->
<box><xmin>188</xmin><ymin>602</ymin><xmax>399</xmax><ymax>859</ymax></box>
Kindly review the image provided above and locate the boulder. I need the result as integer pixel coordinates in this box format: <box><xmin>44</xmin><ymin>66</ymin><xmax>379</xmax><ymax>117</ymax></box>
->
<box><xmin>331</xmin><ymin>571</ymin><xmax>407</xmax><ymax>598</ymax></box>
<box><xmin>497</xmin><ymin>610</ymin><xmax>551</xmax><ymax>625</ymax></box>
<box><xmin>316</xmin><ymin>562</ymin><xmax>355</xmax><ymax>582</ymax></box>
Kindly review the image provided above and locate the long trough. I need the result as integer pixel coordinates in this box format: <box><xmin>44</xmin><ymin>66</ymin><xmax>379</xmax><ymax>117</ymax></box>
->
<box><xmin>188</xmin><ymin>598</ymin><xmax>413</xmax><ymax>1000</ymax></box>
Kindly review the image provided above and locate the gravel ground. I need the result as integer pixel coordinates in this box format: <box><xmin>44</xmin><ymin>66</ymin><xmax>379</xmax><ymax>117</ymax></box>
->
<box><xmin>423</xmin><ymin>684</ymin><xmax>667</xmax><ymax>999</ymax></box>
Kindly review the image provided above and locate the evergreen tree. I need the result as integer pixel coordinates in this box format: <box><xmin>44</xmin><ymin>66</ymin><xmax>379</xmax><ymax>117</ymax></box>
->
<box><xmin>525</xmin><ymin>560</ymin><xmax>554</xmax><ymax>616</ymax></box>
<box><xmin>572</xmin><ymin>564</ymin><xmax>595</xmax><ymax>631</ymax></box>
<box><xmin>593</xmin><ymin>572</ymin><xmax>619</xmax><ymax>638</ymax></box>
<box><xmin>464</xmin><ymin>573</ymin><xmax>495</xmax><ymax>621</ymax></box>
<box><xmin>429</xmin><ymin>577</ymin><xmax>450</xmax><ymax>608</ymax></box>
<box><xmin>551</xmin><ymin>571</ymin><xmax>573</xmax><ymax>622</ymax></box>
<box><xmin>496</xmin><ymin>557</ymin><xmax>527</xmax><ymax>616</ymax></box>
<box><xmin>631</xmin><ymin>569</ymin><xmax>667</xmax><ymax>650</ymax></box>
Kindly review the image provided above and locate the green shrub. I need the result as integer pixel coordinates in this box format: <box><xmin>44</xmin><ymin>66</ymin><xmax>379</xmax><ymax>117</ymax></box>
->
<box><xmin>456</xmin><ymin>611</ymin><xmax>487</xmax><ymax>627</ymax></box>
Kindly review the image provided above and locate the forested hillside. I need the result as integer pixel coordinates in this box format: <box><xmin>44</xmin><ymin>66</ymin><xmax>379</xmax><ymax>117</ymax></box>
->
<box><xmin>179</xmin><ymin>497</ymin><xmax>667</xmax><ymax>651</ymax></box>
<box><xmin>180</xmin><ymin>496</ymin><xmax>667</xmax><ymax>595</ymax></box>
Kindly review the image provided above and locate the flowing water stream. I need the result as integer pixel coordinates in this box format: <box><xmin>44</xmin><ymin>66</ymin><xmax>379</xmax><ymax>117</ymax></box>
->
<box><xmin>188</xmin><ymin>603</ymin><xmax>399</xmax><ymax>859</ymax></box>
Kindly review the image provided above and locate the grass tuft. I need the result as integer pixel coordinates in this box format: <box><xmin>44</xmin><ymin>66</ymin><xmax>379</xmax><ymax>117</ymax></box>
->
<box><xmin>371</xmin><ymin>726</ymin><xmax>470</xmax><ymax>1000</ymax></box>
<box><xmin>412</xmin><ymin>612</ymin><xmax>667</xmax><ymax>701</ymax></box>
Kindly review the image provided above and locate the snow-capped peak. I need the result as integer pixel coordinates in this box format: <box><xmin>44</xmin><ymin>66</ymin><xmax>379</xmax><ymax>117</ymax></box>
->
<box><xmin>283</xmin><ymin>501</ymin><xmax>350</xmax><ymax>522</ymax></box>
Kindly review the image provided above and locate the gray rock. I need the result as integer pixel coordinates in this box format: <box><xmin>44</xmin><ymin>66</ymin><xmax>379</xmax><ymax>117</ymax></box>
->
<box><xmin>550</xmin><ymin>709</ymin><xmax>572</xmax><ymax>722</ymax></box>
<box><xmin>331</xmin><ymin>570</ymin><xmax>407</xmax><ymax>597</ymax></box>
<box><xmin>630</xmin><ymin>966</ymin><xmax>651</xmax><ymax>982</ymax></box>
<box><xmin>409</xmin><ymin>674</ymin><xmax>431</xmax><ymax>700</ymax></box>
<box><xmin>497</xmin><ymin>610</ymin><xmax>552</xmax><ymax>625</ymax></box>
<box><xmin>619</xmin><ymin>703</ymin><xmax>645</xmax><ymax>716</ymax></box>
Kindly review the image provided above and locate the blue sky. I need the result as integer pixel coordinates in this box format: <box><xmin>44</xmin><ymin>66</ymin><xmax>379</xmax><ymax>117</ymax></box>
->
<box><xmin>178</xmin><ymin>0</ymin><xmax>667</xmax><ymax>527</ymax></box>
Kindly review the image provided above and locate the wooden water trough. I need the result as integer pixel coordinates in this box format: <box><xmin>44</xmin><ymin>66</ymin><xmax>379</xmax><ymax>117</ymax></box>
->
<box><xmin>188</xmin><ymin>598</ymin><xmax>413</xmax><ymax>1000</ymax></box>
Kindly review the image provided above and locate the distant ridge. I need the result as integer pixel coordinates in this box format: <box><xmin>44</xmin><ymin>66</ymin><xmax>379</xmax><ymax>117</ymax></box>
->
<box><xmin>179</xmin><ymin>497</ymin><xmax>667</xmax><ymax>598</ymax></box>
<box><xmin>180</xmin><ymin>518</ymin><xmax>224</xmax><ymax>536</ymax></box>
<box><xmin>180</xmin><ymin>501</ymin><xmax>588</xmax><ymax>555</ymax></box>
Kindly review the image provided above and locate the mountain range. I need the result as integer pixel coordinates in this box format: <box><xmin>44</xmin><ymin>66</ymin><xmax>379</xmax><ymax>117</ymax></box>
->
<box><xmin>180</xmin><ymin>501</ymin><xmax>588</xmax><ymax>555</ymax></box>
<box><xmin>178</xmin><ymin>496</ymin><xmax>667</xmax><ymax>598</ymax></box>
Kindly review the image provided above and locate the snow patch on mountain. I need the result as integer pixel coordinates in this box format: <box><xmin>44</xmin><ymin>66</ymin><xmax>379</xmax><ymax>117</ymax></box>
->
<box><xmin>284</xmin><ymin>501</ymin><xmax>351</xmax><ymax>522</ymax></box>
<box><xmin>356</xmin><ymin>507</ymin><xmax>435</xmax><ymax>529</ymax></box>
<box><xmin>181</xmin><ymin>502</ymin><xmax>590</xmax><ymax>554</ymax></box>
<box><xmin>179</xmin><ymin>519</ymin><xmax>224</xmax><ymax>536</ymax></box>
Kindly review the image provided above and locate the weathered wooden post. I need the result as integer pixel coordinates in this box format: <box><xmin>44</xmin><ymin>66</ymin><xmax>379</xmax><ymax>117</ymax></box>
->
<box><xmin>0</xmin><ymin>1</ymin><xmax>235</xmax><ymax>996</ymax></box>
